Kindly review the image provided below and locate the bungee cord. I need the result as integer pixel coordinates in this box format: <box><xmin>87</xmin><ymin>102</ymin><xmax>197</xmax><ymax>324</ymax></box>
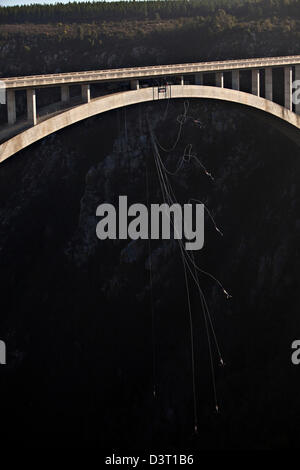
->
<box><xmin>155</xmin><ymin>100</ymin><xmax>190</xmax><ymax>153</ymax></box>
<box><xmin>151</xmin><ymin>116</ymin><xmax>232</xmax><ymax>299</ymax></box>
<box><xmin>145</xmin><ymin>103</ymin><xmax>231</xmax><ymax>420</ymax></box>
<box><xmin>155</xmin><ymin>100</ymin><xmax>206</xmax><ymax>154</ymax></box>
<box><xmin>168</xmin><ymin>195</ymin><xmax>224</xmax><ymax>411</ymax></box>
<box><xmin>149</xmin><ymin>114</ymin><xmax>230</xmax><ymax>317</ymax></box>
<box><xmin>150</xmin><ymin>127</ymin><xmax>200</xmax><ymax>428</ymax></box>
<box><xmin>192</xmin><ymin>252</ymin><xmax>220</xmax><ymax>413</ymax></box>
<box><xmin>188</xmin><ymin>198</ymin><xmax>223</xmax><ymax>237</ymax></box>
<box><xmin>153</xmin><ymin>130</ymin><xmax>220</xmax><ymax>417</ymax></box>
<box><xmin>190</xmin><ymin>153</ymin><xmax>215</xmax><ymax>181</ymax></box>
<box><xmin>145</xmin><ymin>143</ymin><xmax>157</xmax><ymax>399</ymax></box>
<box><xmin>180</xmin><ymin>242</ymin><xmax>199</xmax><ymax>432</ymax></box>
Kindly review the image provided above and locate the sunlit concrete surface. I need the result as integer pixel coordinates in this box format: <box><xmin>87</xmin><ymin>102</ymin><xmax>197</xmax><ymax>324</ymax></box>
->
<box><xmin>1</xmin><ymin>85</ymin><xmax>300</xmax><ymax>163</ymax></box>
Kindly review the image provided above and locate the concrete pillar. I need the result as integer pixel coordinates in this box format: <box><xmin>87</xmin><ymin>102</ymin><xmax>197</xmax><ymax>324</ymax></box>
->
<box><xmin>265</xmin><ymin>68</ymin><xmax>273</xmax><ymax>101</ymax></box>
<box><xmin>130</xmin><ymin>79</ymin><xmax>139</xmax><ymax>90</ymax></box>
<box><xmin>216</xmin><ymin>72</ymin><xmax>224</xmax><ymax>88</ymax></box>
<box><xmin>295</xmin><ymin>65</ymin><xmax>300</xmax><ymax>115</ymax></box>
<box><xmin>81</xmin><ymin>84</ymin><xmax>90</xmax><ymax>103</ymax></box>
<box><xmin>251</xmin><ymin>69</ymin><xmax>260</xmax><ymax>96</ymax></box>
<box><xmin>195</xmin><ymin>73</ymin><xmax>203</xmax><ymax>85</ymax></box>
<box><xmin>284</xmin><ymin>66</ymin><xmax>293</xmax><ymax>111</ymax></box>
<box><xmin>232</xmin><ymin>70</ymin><xmax>240</xmax><ymax>90</ymax></box>
<box><xmin>61</xmin><ymin>85</ymin><xmax>70</xmax><ymax>103</ymax></box>
<box><xmin>180</xmin><ymin>75</ymin><xmax>184</xmax><ymax>86</ymax></box>
<box><xmin>7</xmin><ymin>89</ymin><xmax>16</xmax><ymax>125</ymax></box>
<box><xmin>26</xmin><ymin>88</ymin><xmax>37</xmax><ymax>125</ymax></box>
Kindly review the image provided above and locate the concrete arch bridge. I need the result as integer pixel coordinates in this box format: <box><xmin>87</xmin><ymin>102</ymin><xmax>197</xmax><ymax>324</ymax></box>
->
<box><xmin>1</xmin><ymin>54</ymin><xmax>300</xmax><ymax>163</ymax></box>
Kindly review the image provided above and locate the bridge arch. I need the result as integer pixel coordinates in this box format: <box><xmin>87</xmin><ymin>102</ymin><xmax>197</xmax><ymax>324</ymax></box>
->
<box><xmin>1</xmin><ymin>85</ymin><xmax>300</xmax><ymax>163</ymax></box>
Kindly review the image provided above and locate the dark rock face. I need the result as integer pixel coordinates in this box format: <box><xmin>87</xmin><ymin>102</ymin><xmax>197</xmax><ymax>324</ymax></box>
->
<box><xmin>0</xmin><ymin>99</ymin><xmax>300</xmax><ymax>449</ymax></box>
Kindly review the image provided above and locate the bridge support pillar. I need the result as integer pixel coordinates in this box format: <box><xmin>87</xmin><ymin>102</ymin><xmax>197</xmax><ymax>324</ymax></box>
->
<box><xmin>130</xmin><ymin>80</ymin><xmax>139</xmax><ymax>90</ymax></box>
<box><xmin>195</xmin><ymin>73</ymin><xmax>203</xmax><ymax>85</ymax></box>
<box><xmin>284</xmin><ymin>66</ymin><xmax>293</xmax><ymax>111</ymax></box>
<box><xmin>251</xmin><ymin>69</ymin><xmax>260</xmax><ymax>96</ymax></box>
<box><xmin>295</xmin><ymin>65</ymin><xmax>300</xmax><ymax>115</ymax></box>
<box><xmin>265</xmin><ymin>68</ymin><xmax>273</xmax><ymax>101</ymax></box>
<box><xmin>216</xmin><ymin>72</ymin><xmax>224</xmax><ymax>88</ymax></box>
<box><xmin>232</xmin><ymin>70</ymin><xmax>240</xmax><ymax>90</ymax></box>
<box><xmin>61</xmin><ymin>85</ymin><xmax>70</xmax><ymax>103</ymax></box>
<box><xmin>26</xmin><ymin>88</ymin><xmax>37</xmax><ymax>125</ymax></box>
<box><xmin>7</xmin><ymin>89</ymin><xmax>16</xmax><ymax>125</ymax></box>
<box><xmin>81</xmin><ymin>84</ymin><xmax>90</xmax><ymax>103</ymax></box>
<box><xmin>180</xmin><ymin>75</ymin><xmax>184</xmax><ymax>86</ymax></box>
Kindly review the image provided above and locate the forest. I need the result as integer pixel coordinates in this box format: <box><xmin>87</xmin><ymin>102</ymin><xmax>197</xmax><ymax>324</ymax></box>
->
<box><xmin>0</xmin><ymin>0</ymin><xmax>299</xmax><ymax>24</ymax></box>
<box><xmin>0</xmin><ymin>0</ymin><xmax>299</xmax><ymax>78</ymax></box>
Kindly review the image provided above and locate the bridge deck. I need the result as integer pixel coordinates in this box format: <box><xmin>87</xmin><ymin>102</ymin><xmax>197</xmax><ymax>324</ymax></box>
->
<box><xmin>2</xmin><ymin>54</ymin><xmax>300</xmax><ymax>90</ymax></box>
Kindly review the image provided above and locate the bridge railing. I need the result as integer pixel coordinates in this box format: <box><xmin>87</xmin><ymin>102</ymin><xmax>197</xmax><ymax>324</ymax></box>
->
<box><xmin>2</xmin><ymin>56</ymin><xmax>300</xmax><ymax>129</ymax></box>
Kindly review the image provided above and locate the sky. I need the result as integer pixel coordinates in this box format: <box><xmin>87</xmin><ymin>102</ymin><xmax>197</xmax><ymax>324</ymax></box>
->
<box><xmin>0</xmin><ymin>0</ymin><xmax>118</xmax><ymax>6</ymax></box>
